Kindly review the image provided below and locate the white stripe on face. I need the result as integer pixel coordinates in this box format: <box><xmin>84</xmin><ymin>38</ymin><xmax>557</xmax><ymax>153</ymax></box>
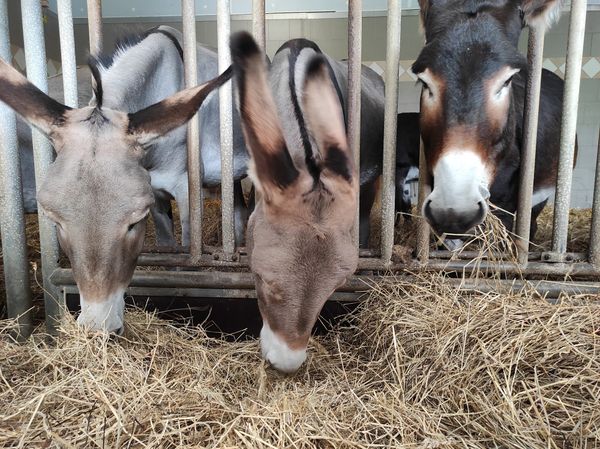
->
<box><xmin>260</xmin><ymin>322</ymin><xmax>307</xmax><ymax>373</ymax></box>
<box><xmin>426</xmin><ymin>149</ymin><xmax>491</xmax><ymax>214</ymax></box>
<box><xmin>77</xmin><ymin>288</ymin><xmax>125</xmax><ymax>333</ymax></box>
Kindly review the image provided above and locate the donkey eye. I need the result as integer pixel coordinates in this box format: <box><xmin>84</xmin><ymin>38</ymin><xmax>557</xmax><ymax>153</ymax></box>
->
<box><xmin>503</xmin><ymin>75</ymin><xmax>514</xmax><ymax>89</ymax></box>
<box><xmin>128</xmin><ymin>214</ymin><xmax>148</xmax><ymax>232</ymax></box>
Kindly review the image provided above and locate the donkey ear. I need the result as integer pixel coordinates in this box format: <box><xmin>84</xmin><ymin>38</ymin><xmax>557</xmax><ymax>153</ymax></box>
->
<box><xmin>418</xmin><ymin>0</ymin><xmax>430</xmax><ymax>31</ymax></box>
<box><xmin>230</xmin><ymin>31</ymin><xmax>300</xmax><ymax>198</ymax></box>
<box><xmin>0</xmin><ymin>58</ymin><xmax>71</xmax><ymax>136</ymax></box>
<box><xmin>521</xmin><ymin>0</ymin><xmax>562</xmax><ymax>30</ymax></box>
<box><xmin>302</xmin><ymin>55</ymin><xmax>354</xmax><ymax>183</ymax></box>
<box><xmin>127</xmin><ymin>66</ymin><xmax>232</xmax><ymax>145</ymax></box>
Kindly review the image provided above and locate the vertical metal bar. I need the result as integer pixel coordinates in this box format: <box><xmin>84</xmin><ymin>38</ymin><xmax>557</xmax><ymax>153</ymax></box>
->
<box><xmin>515</xmin><ymin>25</ymin><xmax>545</xmax><ymax>265</ymax></box>
<box><xmin>86</xmin><ymin>0</ymin><xmax>102</xmax><ymax>55</ymax></box>
<box><xmin>348</xmin><ymin>0</ymin><xmax>362</xmax><ymax>247</ymax></box>
<box><xmin>252</xmin><ymin>0</ymin><xmax>266</xmax><ymax>51</ymax></box>
<box><xmin>21</xmin><ymin>0</ymin><xmax>62</xmax><ymax>334</ymax></box>
<box><xmin>57</xmin><ymin>0</ymin><xmax>78</xmax><ymax>108</ymax></box>
<box><xmin>551</xmin><ymin>0</ymin><xmax>587</xmax><ymax>254</ymax></box>
<box><xmin>589</xmin><ymin>129</ymin><xmax>600</xmax><ymax>267</ymax></box>
<box><xmin>217</xmin><ymin>0</ymin><xmax>235</xmax><ymax>255</ymax></box>
<box><xmin>182</xmin><ymin>0</ymin><xmax>203</xmax><ymax>259</ymax></box>
<box><xmin>0</xmin><ymin>0</ymin><xmax>32</xmax><ymax>340</ymax></box>
<box><xmin>380</xmin><ymin>0</ymin><xmax>401</xmax><ymax>264</ymax></box>
<box><xmin>416</xmin><ymin>138</ymin><xmax>430</xmax><ymax>263</ymax></box>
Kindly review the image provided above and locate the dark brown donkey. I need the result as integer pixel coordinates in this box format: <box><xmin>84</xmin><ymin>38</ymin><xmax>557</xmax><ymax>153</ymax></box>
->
<box><xmin>414</xmin><ymin>0</ymin><xmax>567</xmax><ymax>240</ymax></box>
<box><xmin>0</xmin><ymin>58</ymin><xmax>231</xmax><ymax>333</ymax></box>
<box><xmin>231</xmin><ymin>32</ymin><xmax>358</xmax><ymax>373</ymax></box>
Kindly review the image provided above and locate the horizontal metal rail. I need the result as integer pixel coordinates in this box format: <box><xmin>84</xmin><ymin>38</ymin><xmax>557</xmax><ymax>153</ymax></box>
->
<box><xmin>53</xmin><ymin>269</ymin><xmax>600</xmax><ymax>300</ymax></box>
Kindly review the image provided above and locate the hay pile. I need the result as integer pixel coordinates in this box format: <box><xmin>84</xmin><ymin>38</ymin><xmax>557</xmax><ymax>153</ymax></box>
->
<box><xmin>1</xmin><ymin>273</ymin><xmax>599</xmax><ymax>448</ymax></box>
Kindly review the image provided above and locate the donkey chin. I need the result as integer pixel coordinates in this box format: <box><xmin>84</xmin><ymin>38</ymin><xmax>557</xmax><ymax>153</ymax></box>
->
<box><xmin>76</xmin><ymin>288</ymin><xmax>126</xmax><ymax>335</ymax></box>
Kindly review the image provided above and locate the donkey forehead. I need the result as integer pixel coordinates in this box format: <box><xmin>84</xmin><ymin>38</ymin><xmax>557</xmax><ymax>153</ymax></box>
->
<box><xmin>58</xmin><ymin>107</ymin><xmax>132</xmax><ymax>149</ymax></box>
<box><xmin>415</xmin><ymin>22</ymin><xmax>524</xmax><ymax>83</ymax></box>
<box><xmin>425</xmin><ymin>0</ymin><xmax>523</xmax><ymax>44</ymax></box>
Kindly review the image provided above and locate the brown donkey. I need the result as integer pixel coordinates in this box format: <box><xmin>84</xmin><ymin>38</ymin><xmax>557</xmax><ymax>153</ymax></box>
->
<box><xmin>0</xmin><ymin>58</ymin><xmax>231</xmax><ymax>333</ymax></box>
<box><xmin>230</xmin><ymin>32</ymin><xmax>359</xmax><ymax>373</ymax></box>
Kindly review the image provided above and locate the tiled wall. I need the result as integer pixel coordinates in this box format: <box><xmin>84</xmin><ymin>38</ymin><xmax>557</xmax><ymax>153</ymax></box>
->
<box><xmin>9</xmin><ymin>9</ymin><xmax>600</xmax><ymax>207</ymax></box>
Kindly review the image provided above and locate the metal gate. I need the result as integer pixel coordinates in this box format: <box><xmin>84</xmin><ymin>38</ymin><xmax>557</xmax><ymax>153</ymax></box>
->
<box><xmin>0</xmin><ymin>0</ymin><xmax>598</xmax><ymax>338</ymax></box>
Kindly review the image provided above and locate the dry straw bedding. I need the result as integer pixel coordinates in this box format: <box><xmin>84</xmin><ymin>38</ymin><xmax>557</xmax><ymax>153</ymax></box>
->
<box><xmin>1</xmin><ymin>273</ymin><xmax>599</xmax><ymax>448</ymax></box>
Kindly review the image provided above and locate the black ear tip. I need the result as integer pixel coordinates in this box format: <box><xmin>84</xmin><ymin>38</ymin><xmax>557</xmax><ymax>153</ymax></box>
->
<box><xmin>87</xmin><ymin>54</ymin><xmax>104</xmax><ymax>108</ymax></box>
<box><xmin>229</xmin><ymin>31</ymin><xmax>260</xmax><ymax>61</ymax></box>
<box><xmin>305</xmin><ymin>54</ymin><xmax>328</xmax><ymax>80</ymax></box>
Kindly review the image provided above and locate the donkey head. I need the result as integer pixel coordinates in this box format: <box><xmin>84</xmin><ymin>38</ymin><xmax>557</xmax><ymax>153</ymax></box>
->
<box><xmin>231</xmin><ymin>32</ymin><xmax>358</xmax><ymax>373</ymax></box>
<box><xmin>413</xmin><ymin>0</ymin><xmax>561</xmax><ymax>235</ymax></box>
<box><xmin>0</xmin><ymin>58</ymin><xmax>231</xmax><ymax>333</ymax></box>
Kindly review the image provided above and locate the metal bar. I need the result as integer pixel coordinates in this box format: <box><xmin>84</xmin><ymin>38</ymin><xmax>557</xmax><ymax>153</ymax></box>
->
<box><xmin>52</xmin><ymin>269</ymin><xmax>600</xmax><ymax>298</ymax></box>
<box><xmin>551</xmin><ymin>0</ymin><xmax>587</xmax><ymax>254</ymax></box>
<box><xmin>86</xmin><ymin>0</ymin><xmax>102</xmax><ymax>55</ymax></box>
<box><xmin>57</xmin><ymin>0</ymin><xmax>78</xmax><ymax>108</ymax></box>
<box><xmin>589</xmin><ymin>128</ymin><xmax>600</xmax><ymax>266</ymax></box>
<box><xmin>252</xmin><ymin>0</ymin><xmax>266</xmax><ymax>51</ymax></box>
<box><xmin>217</xmin><ymin>0</ymin><xmax>235</xmax><ymax>256</ymax></box>
<box><xmin>21</xmin><ymin>0</ymin><xmax>62</xmax><ymax>335</ymax></box>
<box><xmin>0</xmin><ymin>0</ymin><xmax>33</xmax><ymax>340</ymax></box>
<box><xmin>416</xmin><ymin>138</ymin><xmax>430</xmax><ymax>263</ymax></box>
<box><xmin>515</xmin><ymin>24</ymin><xmax>545</xmax><ymax>265</ymax></box>
<box><xmin>380</xmin><ymin>0</ymin><xmax>401</xmax><ymax>264</ymax></box>
<box><xmin>182</xmin><ymin>0</ymin><xmax>204</xmax><ymax>260</ymax></box>
<box><xmin>348</xmin><ymin>0</ymin><xmax>362</xmax><ymax>247</ymax></box>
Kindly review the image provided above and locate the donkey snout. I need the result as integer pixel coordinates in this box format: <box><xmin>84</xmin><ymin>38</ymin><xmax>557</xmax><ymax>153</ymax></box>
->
<box><xmin>77</xmin><ymin>289</ymin><xmax>125</xmax><ymax>334</ymax></box>
<box><xmin>424</xmin><ymin>198</ymin><xmax>487</xmax><ymax>235</ymax></box>
<box><xmin>260</xmin><ymin>323</ymin><xmax>307</xmax><ymax>373</ymax></box>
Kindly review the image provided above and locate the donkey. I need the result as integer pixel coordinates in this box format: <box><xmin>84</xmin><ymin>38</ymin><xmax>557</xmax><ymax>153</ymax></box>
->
<box><xmin>0</xmin><ymin>39</ymin><xmax>231</xmax><ymax>333</ymax></box>
<box><xmin>414</xmin><ymin>0</ymin><xmax>567</xmax><ymax>240</ymax></box>
<box><xmin>231</xmin><ymin>32</ymin><xmax>358</xmax><ymax>373</ymax></box>
<box><xmin>269</xmin><ymin>39</ymin><xmax>385</xmax><ymax>247</ymax></box>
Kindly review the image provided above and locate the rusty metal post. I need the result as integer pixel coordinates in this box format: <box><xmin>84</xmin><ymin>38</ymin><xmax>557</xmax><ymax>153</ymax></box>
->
<box><xmin>57</xmin><ymin>0</ymin><xmax>78</xmax><ymax>108</ymax></box>
<box><xmin>380</xmin><ymin>0</ymin><xmax>401</xmax><ymax>264</ymax></box>
<box><xmin>21</xmin><ymin>0</ymin><xmax>62</xmax><ymax>334</ymax></box>
<box><xmin>348</xmin><ymin>0</ymin><xmax>362</xmax><ymax>247</ymax></box>
<box><xmin>515</xmin><ymin>24</ymin><xmax>545</xmax><ymax>265</ymax></box>
<box><xmin>182</xmin><ymin>0</ymin><xmax>204</xmax><ymax>259</ymax></box>
<box><xmin>217</xmin><ymin>0</ymin><xmax>235</xmax><ymax>256</ymax></box>
<box><xmin>551</xmin><ymin>0</ymin><xmax>587</xmax><ymax>256</ymax></box>
<box><xmin>0</xmin><ymin>0</ymin><xmax>32</xmax><ymax>339</ymax></box>
<box><xmin>252</xmin><ymin>0</ymin><xmax>266</xmax><ymax>51</ymax></box>
<box><xmin>416</xmin><ymin>138</ymin><xmax>430</xmax><ymax>263</ymax></box>
<box><xmin>589</xmin><ymin>129</ymin><xmax>600</xmax><ymax>267</ymax></box>
<box><xmin>86</xmin><ymin>0</ymin><xmax>102</xmax><ymax>54</ymax></box>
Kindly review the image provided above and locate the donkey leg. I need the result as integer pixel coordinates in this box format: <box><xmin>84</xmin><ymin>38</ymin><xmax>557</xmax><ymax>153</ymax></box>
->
<box><xmin>172</xmin><ymin>182</ymin><xmax>190</xmax><ymax>248</ymax></box>
<box><xmin>233</xmin><ymin>179</ymin><xmax>248</xmax><ymax>246</ymax></box>
<box><xmin>359</xmin><ymin>179</ymin><xmax>378</xmax><ymax>248</ymax></box>
<box><xmin>151</xmin><ymin>190</ymin><xmax>176</xmax><ymax>246</ymax></box>
<box><xmin>530</xmin><ymin>199</ymin><xmax>548</xmax><ymax>242</ymax></box>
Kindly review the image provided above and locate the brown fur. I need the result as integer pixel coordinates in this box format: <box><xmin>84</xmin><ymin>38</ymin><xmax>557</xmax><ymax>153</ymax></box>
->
<box><xmin>0</xmin><ymin>57</ymin><xmax>229</xmax><ymax>326</ymax></box>
<box><xmin>232</xmin><ymin>32</ymin><xmax>358</xmax><ymax>356</ymax></box>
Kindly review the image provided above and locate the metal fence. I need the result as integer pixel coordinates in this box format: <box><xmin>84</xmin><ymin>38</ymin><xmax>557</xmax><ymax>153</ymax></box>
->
<box><xmin>0</xmin><ymin>0</ymin><xmax>598</xmax><ymax>337</ymax></box>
